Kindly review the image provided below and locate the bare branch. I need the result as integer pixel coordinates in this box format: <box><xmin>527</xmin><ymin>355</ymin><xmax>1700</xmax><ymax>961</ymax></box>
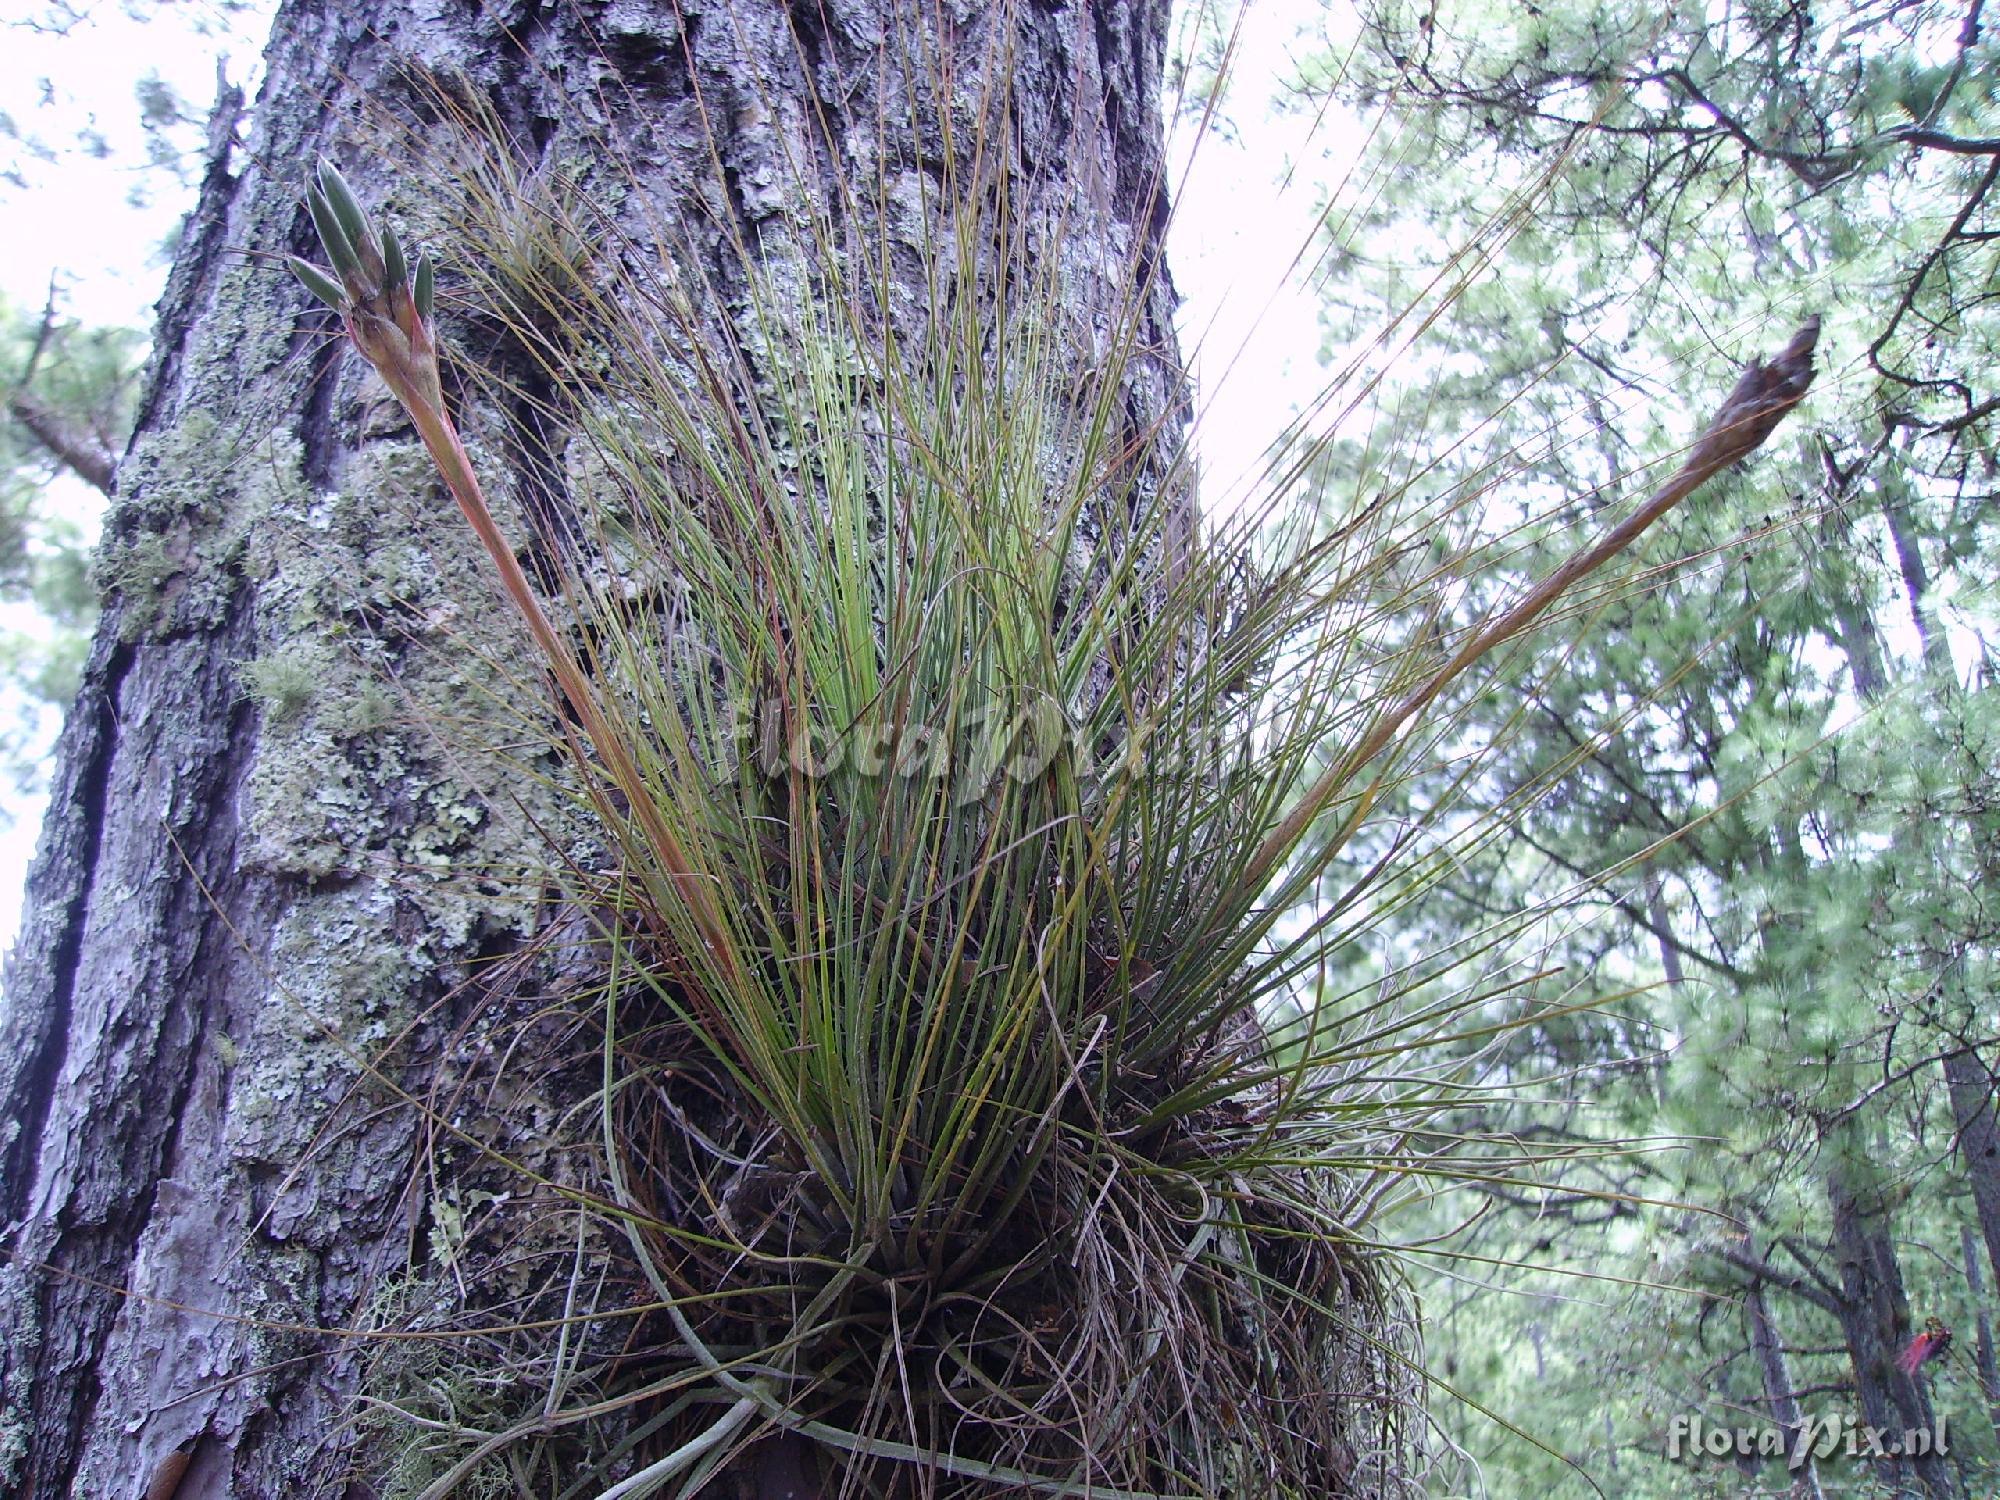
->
<box><xmin>1892</xmin><ymin>127</ymin><xmax>2000</xmax><ymax>156</ymax></box>
<box><xmin>1713</xmin><ymin>1243</ymin><xmax>1843</xmax><ymax>1317</ymax></box>
<box><xmin>7</xmin><ymin>390</ymin><xmax>117</xmax><ymax>496</ymax></box>
<box><xmin>1869</xmin><ymin>153</ymin><xmax>2000</xmax><ymax>408</ymax></box>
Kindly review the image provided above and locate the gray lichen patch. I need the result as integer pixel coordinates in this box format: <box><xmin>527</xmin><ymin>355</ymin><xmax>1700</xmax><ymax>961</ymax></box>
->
<box><xmin>96</xmin><ymin>421</ymin><xmax>311</xmax><ymax>640</ymax></box>
<box><xmin>235</xmin><ymin>422</ymin><xmax>580</xmax><ymax>894</ymax></box>
<box><xmin>184</xmin><ymin>257</ymin><xmax>309</xmax><ymax>405</ymax></box>
<box><xmin>0</xmin><ymin>1261</ymin><xmax>38</xmax><ymax>1476</ymax></box>
<box><xmin>224</xmin><ymin>884</ymin><xmax>412</xmax><ymax>1168</ymax></box>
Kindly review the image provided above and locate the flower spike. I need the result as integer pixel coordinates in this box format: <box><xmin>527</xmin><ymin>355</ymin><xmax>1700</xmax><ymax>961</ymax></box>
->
<box><xmin>288</xmin><ymin>160</ymin><xmax>444</xmax><ymax>414</ymax></box>
<box><xmin>279</xmin><ymin>152</ymin><xmax>738</xmax><ymax>983</ymax></box>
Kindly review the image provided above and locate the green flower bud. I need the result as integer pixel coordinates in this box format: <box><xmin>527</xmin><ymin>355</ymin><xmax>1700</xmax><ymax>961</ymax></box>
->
<box><xmin>382</xmin><ymin>223</ymin><xmax>408</xmax><ymax>293</ymax></box>
<box><xmin>306</xmin><ymin>184</ymin><xmax>361</xmax><ymax>280</ymax></box>
<box><xmin>316</xmin><ymin>158</ymin><xmax>374</xmax><ymax>266</ymax></box>
<box><xmin>413</xmin><ymin>253</ymin><xmax>435</xmax><ymax>320</ymax></box>
<box><xmin>287</xmin><ymin>256</ymin><xmax>348</xmax><ymax>312</ymax></box>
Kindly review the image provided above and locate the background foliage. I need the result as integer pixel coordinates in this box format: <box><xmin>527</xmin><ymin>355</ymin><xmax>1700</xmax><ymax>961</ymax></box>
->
<box><xmin>1292</xmin><ymin>0</ymin><xmax>2000</xmax><ymax>1493</ymax></box>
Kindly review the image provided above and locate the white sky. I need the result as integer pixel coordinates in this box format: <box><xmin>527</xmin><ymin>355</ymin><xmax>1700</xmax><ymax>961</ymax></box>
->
<box><xmin>0</xmin><ymin>0</ymin><xmax>1346</xmax><ymax>960</ymax></box>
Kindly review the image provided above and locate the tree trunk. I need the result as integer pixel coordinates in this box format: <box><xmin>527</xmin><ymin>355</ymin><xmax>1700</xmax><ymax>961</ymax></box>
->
<box><xmin>1825</xmin><ymin>1146</ymin><xmax>1953</xmax><ymax>1497</ymax></box>
<box><xmin>0</xmin><ymin>1</ymin><xmax>1182</xmax><ymax>1494</ymax></box>
<box><xmin>1742</xmin><ymin>1242</ymin><xmax>1825</xmax><ymax>1500</ymax></box>
<box><xmin>1944</xmin><ymin>1046</ymin><xmax>2000</xmax><ymax>1294</ymax></box>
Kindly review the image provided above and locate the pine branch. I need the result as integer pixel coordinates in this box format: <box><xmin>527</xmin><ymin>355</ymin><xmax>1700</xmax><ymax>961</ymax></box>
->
<box><xmin>7</xmin><ymin>389</ymin><xmax>117</xmax><ymax>496</ymax></box>
<box><xmin>1714</xmin><ymin>1242</ymin><xmax>1843</xmax><ymax>1317</ymax></box>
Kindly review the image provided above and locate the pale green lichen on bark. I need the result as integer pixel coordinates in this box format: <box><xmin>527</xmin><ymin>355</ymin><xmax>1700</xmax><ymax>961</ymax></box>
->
<box><xmin>193</xmin><ymin>256</ymin><xmax>305</xmax><ymax>400</ymax></box>
<box><xmin>237</xmin><ymin>422</ymin><xmax>575</xmax><ymax>887</ymax></box>
<box><xmin>94</xmin><ymin>423</ymin><xmax>305</xmax><ymax>640</ymax></box>
<box><xmin>92</xmin><ymin>242</ymin><xmax>317</xmax><ymax>636</ymax></box>
<box><xmin>239</xmin><ymin>644</ymin><xmax>325</xmax><ymax>722</ymax></box>
<box><xmin>226</xmin><ymin>889</ymin><xmax>413</xmax><ymax>1163</ymax></box>
<box><xmin>216</xmin><ymin>413</ymin><xmax>584</xmax><ymax>1309</ymax></box>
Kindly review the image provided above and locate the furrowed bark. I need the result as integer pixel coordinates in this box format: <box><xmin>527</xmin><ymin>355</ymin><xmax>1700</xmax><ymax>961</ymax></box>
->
<box><xmin>0</xmin><ymin>0</ymin><xmax>1184</xmax><ymax>1494</ymax></box>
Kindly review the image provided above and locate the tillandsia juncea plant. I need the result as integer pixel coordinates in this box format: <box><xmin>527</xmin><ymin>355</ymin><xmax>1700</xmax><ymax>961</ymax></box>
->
<box><xmin>284</xmin><ymin>68</ymin><xmax>1818</xmax><ymax>1499</ymax></box>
